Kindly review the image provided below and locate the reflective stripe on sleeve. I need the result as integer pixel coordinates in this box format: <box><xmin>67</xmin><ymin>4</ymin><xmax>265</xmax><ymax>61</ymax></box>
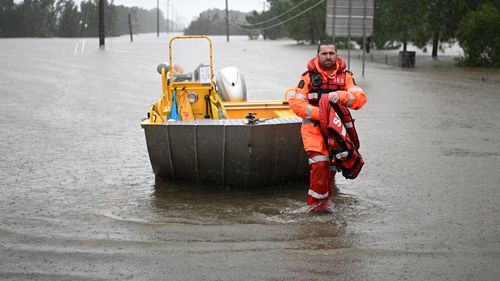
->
<box><xmin>295</xmin><ymin>93</ymin><xmax>307</xmax><ymax>100</ymax></box>
<box><xmin>302</xmin><ymin>105</ymin><xmax>315</xmax><ymax>124</ymax></box>
<box><xmin>308</xmin><ymin>155</ymin><xmax>330</xmax><ymax>164</ymax></box>
<box><xmin>344</xmin><ymin>121</ymin><xmax>353</xmax><ymax>128</ymax></box>
<box><xmin>308</xmin><ymin>189</ymin><xmax>329</xmax><ymax>199</ymax></box>
<box><xmin>302</xmin><ymin>118</ymin><xmax>314</xmax><ymax>124</ymax></box>
<box><xmin>305</xmin><ymin>105</ymin><xmax>313</xmax><ymax>119</ymax></box>
<box><xmin>345</xmin><ymin>93</ymin><xmax>355</xmax><ymax>107</ymax></box>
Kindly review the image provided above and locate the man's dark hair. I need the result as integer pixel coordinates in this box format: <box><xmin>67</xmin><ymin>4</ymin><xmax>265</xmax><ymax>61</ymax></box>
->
<box><xmin>317</xmin><ymin>41</ymin><xmax>337</xmax><ymax>53</ymax></box>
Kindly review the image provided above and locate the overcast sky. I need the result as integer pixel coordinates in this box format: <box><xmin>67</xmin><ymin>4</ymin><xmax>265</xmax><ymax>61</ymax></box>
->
<box><xmin>112</xmin><ymin>0</ymin><xmax>266</xmax><ymax>27</ymax></box>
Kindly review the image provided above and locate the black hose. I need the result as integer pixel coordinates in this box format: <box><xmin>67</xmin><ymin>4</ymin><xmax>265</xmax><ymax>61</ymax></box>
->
<box><xmin>204</xmin><ymin>95</ymin><xmax>211</xmax><ymax>119</ymax></box>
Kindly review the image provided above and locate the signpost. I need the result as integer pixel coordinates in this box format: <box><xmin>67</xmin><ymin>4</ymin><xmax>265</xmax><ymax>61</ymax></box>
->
<box><xmin>325</xmin><ymin>0</ymin><xmax>374</xmax><ymax>76</ymax></box>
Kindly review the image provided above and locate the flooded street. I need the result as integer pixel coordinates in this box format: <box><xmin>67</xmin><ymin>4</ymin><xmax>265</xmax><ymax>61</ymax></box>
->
<box><xmin>1</xmin><ymin>34</ymin><xmax>499</xmax><ymax>280</ymax></box>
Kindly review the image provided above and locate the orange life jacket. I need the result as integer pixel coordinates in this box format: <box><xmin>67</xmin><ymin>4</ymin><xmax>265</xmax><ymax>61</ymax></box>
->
<box><xmin>307</xmin><ymin>71</ymin><xmax>360</xmax><ymax>149</ymax></box>
<box><xmin>318</xmin><ymin>95</ymin><xmax>364</xmax><ymax>179</ymax></box>
<box><xmin>305</xmin><ymin>71</ymin><xmax>347</xmax><ymax>105</ymax></box>
<box><xmin>289</xmin><ymin>56</ymin><xmax>365</xmax><ymax>155</ymax></box>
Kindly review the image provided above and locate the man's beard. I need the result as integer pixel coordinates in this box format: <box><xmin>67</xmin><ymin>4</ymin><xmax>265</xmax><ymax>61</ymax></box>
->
<box><xmin>321</xmin><ymin>59</ymin><xmax>335</xmax><ymax>69</ymax></box>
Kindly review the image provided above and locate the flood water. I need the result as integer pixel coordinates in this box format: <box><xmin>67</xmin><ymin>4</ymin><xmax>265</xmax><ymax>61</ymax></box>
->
<box><xmin>1</xmin><ymin>34</ymin><xmax>499</xmax><ymax>280</ymax></box>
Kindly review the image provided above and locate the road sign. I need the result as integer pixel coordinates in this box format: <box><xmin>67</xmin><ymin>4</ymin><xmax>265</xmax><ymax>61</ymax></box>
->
<box><xmin>325</xmin><ymin>0</ymin><xmax>374</xmax><ymax>38</ymax></box>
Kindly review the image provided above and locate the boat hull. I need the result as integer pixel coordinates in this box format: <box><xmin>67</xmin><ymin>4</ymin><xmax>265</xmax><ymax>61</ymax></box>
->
<box><xmin>142</xmin><ymin>118</ymin><xmax>308</xmax><ymax>187</ymax></box>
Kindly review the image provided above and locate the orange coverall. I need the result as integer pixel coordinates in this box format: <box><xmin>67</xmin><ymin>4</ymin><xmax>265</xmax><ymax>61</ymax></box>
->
<box><xmin>288</xmin><ymin>57</ymin><xmax>366</xmax><ymax>211</ymax></box>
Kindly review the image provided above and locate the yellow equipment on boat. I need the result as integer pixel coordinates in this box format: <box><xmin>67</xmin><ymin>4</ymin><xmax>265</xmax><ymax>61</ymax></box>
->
<box><xmin>147</xmin><ymin>35</ymin><xmax>296</xmax><ymax>124</ymax></box>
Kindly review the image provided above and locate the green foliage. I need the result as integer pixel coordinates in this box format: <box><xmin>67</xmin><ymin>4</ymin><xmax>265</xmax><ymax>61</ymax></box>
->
<box><xmin>4</xmin><ymin>0</ymin><xmax>58</xmax><ymax>37</ymax></box>
<box><xmin>0</xmin><ymin>0</ymin><xmax>172</xmax><ymax>37</ymax></box>
<box><xmin>244</xmin><ymin>0</ymin><xmax>328</xmax><ymax>44</ymax></box>
<box><xmin>457</xmin><ymin>2</ymin><xmax>500</xmax><ymax>67</ymax></box>
<box><xmin>372</xmin><ymin>0</ymin><xmax>498</xmax><ymax>64</ymax></box>
<box><xmin>0</xmin><ymin>0</ymin><xmax>17</xmax><ymax>37</ymax></box>
<box><xmin>245</xmin><ymin>10</ymin><xmax>285</xmax><ymax>39</ymax></box>
<box><xmin>373</xmin><ymin>0</ymin><xmax>468</xmax><ymax>54</ymax></box>
<box><xmin>285</xmin><ymin>0</ymin><xmax>328</xmax><ymax>43</ymax></box>
<box><xmin>1</xmin><ymin>0</ymin><xmax>498</xmax><ymax>68</ymax></box>
<box><xmin>422</xmin><ymin>0</ymin><xmax>469</xmax><ymax>57</ymax></box>
<box><xmin>56</xmin><ymin>0</ymin><xmax>80</xmax><ymax>37</ymax></box>
<box><xmin>373</xmin><ymin>0</ymin><xmax>425</xmax><ymax>50</ymax></box>
<box><xmin>184</xmin><ymin>9</ymin><xmax>249</xmax><ymax>35</ymax></box>
<box><xmin>245</xmin><ymin>0</ymin><xmax>289</xmax><ymax>40</ymax></box>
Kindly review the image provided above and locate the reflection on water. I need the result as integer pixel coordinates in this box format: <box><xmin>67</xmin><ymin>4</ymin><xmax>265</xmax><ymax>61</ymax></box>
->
<box><xmin>148</xmin><ymin>178</ymin><xmax>363</xmax><ymax>229</ymax></box>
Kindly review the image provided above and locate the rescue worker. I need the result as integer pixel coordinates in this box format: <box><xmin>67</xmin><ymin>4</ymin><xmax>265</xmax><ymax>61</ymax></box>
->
<box><xmin>288</xmin><ymin>41</ymin><xmax>366</xmax><ymax>213</ymax></box>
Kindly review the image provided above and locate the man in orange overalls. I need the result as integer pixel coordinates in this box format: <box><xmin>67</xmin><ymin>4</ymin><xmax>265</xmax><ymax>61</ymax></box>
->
<box><xmin>288</xmin><ymin>42</ymin><xmax>366</xmax><ymax>213</ymax></box>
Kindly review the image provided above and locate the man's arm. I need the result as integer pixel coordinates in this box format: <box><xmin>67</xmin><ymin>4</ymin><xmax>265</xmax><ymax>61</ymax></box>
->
<box><xmin>328</xmin><ymin>72</ymin><xmax>366</xmax><ymax>110</ymax></box>
<box><xmin>288</xmin><ymin>74</ymin><xmax>320</xmax><ymax>122</ymax></box>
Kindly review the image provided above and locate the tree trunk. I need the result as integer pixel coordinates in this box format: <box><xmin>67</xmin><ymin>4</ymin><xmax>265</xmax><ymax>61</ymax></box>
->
<box><xmin>432</xmin><ymin>30</ymin><xmax>439</xmax><ymax>58</ymax></box>
<box><xmin>310</xmin><ymin>25</ymin><xmax>315</xmax><ymax>44</ymax></box>
<box><xmin>403</xmin><ymin>40</ymin><xmax>407</xmax><ymax>52</ymax></box>
<box><xmin>366</xmin><ymin>36</ymin><xmax>371</xmax><ymax>53</ymax></box>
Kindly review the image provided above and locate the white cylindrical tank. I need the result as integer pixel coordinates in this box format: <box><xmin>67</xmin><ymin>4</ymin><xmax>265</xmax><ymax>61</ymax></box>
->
<box><xmin>216</xmin><ymin>66</ymin><xmax>247</xmax><ymax>101</ymax></box>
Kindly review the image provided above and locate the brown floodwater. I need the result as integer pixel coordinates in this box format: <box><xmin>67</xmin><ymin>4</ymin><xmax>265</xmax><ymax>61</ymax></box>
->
<box><xmin>0</xmin><ymin>34</ymin><xmax>499</xmax><ymax>280</ymax></box>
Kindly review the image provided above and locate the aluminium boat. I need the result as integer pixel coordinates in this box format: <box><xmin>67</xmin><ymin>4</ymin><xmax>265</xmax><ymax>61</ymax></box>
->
<box><xmin>141</xmin><ymin>36</ymin><xmax>308</xmax><ymax>187</ymax></box>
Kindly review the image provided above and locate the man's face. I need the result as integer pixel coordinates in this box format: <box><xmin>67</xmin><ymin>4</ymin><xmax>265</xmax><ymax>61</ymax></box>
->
<box><xmin>317</xmin><ymin>45</ymin><xmax>337</xmax><ymax>69</ymax></box>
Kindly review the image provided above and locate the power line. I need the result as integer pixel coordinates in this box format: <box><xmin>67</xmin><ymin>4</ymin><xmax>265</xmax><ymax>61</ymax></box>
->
<box><xmin>232</xmin><ymin>0</ymin><xmax>312</xmax><ymax>27</ymax></box>
<box><xmin>230</xmin><ymin>0</ymin><xmax>325</xmax><ymax>32</ymax></box>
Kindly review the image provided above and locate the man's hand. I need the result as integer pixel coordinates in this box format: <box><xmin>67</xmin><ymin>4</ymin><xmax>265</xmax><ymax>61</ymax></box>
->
<box><xmin>328</xmin><ymin>92</ymin><xmax>340</xmax><ymax>104</ymax></box>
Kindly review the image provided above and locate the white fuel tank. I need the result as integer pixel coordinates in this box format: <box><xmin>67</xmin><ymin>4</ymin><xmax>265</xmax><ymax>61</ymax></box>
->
<box><xmin>216</xmin><ymin>66</ymin><xmax>247</xmax><ymax>101</ymax></box>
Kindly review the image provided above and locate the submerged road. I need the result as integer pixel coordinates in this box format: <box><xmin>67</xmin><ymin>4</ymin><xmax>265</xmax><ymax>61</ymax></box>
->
<box><xmin>0</xmin><ymin>35</ymin><xmax>499</xmax><ymax>280</ymax></box>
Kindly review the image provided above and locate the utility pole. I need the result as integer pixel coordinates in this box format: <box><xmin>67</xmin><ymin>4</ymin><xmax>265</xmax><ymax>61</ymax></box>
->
<box><xmin>166</xmin><ymin>0</ymin><xmax>170</xmax><ymax>33</ymax></box>
<box><xmin>225</xmin><ymin>0</ymin><xmax>229</xmax><ymax>42</ymax></box>
<box><xmin>156</xmin><ymin>0</ymin><xmax>159</xmax><ymax>37</ymax></box>
<box><xmin>172</xmin><ymin>6</ymin><xmax>175</xmax><ymax>32</ymax></box>
<box><xmin>98</xmin><ymin>0</ymin><xmax>105</xmax><ymax>48</ymax></box>
<box><xmin>128</xmin><ymin>12</ymin><xmax>133</xmax><ymax>42</ymax></box>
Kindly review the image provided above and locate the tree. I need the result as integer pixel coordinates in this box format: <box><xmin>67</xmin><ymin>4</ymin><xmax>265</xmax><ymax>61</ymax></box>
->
<box><xmin>244</xmin><ymin>0</ymin><xmax>328</xmax><ymax>43</ymax></box>
<box><xmin>0</xmin><ymin>0</ymin><xmax>16</xmax><ymax>37</ymax></box>
<box><xmin>285</xmin><ymin>0</ymin><xmax>328</xmax><ymax>44</ymax></box>
<box><xmin>106</xmin><ymin>4</ymin><xmax>133</xmax><ymax>36</ymax></box>
<box><xmin>19</xmin><ymin>0</ymin><xmax>57</xmax><ymax>36</ymax></box>
<box><xmin>38</xmin><ymin>0</ymin><xmax>57</xmax><ymax>36</ymax></box>
<box><xmin>56</xmin><ymin>0</ymin><xmax>80</xmax><ymax>37</ymax></box>
<box><xmin>457</xmin><ymin>2</ymin><xmax>500</xmax><ymax>67</ymax></box>
<box><xmin>373</xmin><ymin>0</ymin><xmax>425</xmax><ymax>51</ymax></box>
<box><xmin>245</xmin><ymin>0</ymin><xmax>289</xmax><ymax>40</ymax></box>
<box><xmin>0</xmin><ymin>0</ymin><xmax>171</xmax><ymax>37</ymax></box>
<box><xmin>79</xmin><ymin>0</ymin><xmax>98</xmax><ymax>37</ymax></box>
<box><xmin>415</xmin><ymin>0</ymin><xmax>469</xmax><ymax>58</ymax></box>
<box><xmin>184</xmin><ymin>9</ymin><xmax>248</xmax><ymax>35</ymax></box>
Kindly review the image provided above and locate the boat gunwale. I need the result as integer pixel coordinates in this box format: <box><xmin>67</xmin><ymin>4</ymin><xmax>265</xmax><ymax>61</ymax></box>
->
<box><xmin>141</xmin><ymin>117</ymin><xmax>302</xmax><ymax>128</ymax></box>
